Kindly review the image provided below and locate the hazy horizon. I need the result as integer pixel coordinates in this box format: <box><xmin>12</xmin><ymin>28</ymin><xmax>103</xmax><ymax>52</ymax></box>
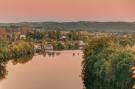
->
<box><xmin>0</xmin><ymin>20</ymin><xmax>135</xmax><ymax>24</ymax></box>
<box><xmin>0</xmin><ymin>0</ymin><xmax>135</xmax><ymax>23</ymax></box>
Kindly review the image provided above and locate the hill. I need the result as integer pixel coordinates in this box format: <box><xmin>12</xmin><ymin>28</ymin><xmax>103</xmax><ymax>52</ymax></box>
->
<box><xmin>0</xmin><ymin>21</ymin><xmax>135</xmax><ymax>32</ymax></box>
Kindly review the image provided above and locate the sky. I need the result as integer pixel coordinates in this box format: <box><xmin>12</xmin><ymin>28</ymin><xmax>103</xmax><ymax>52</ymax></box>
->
<box><xmin>0</xmin><ymin>0</ymin><xmax>135</xmax><ymax>22</ymax></box>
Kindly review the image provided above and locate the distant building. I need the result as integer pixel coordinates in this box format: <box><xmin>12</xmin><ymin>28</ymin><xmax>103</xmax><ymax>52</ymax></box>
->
<box><xmin>60</xmin><ymin>36</ymin><xmax>67</xmax><ymax>42</ymax></box>
<box><xmin>18</xmin><ymin>26</ymin><xmax>34</xmax><ymax>40</ymax></box>
<box><xmin>79</xmin><ymin>40</ymin><xmax>85</xmax><ymax>49</ymax></box>
<box><xmin>20</xmin><ymin>34</ymin><xmax>26</xmax><ymax>39</ymax></box>
<box><xmin>34</xmin><ymin>44</ymin><xmax>41</xmax><ymax>50</ymax></box>
<box><xmin>79</xmin><ymin>40</ymin><xmax>85</xmax><ymax>46</ymax></box>
<box><xmin>45</xmin><ymin>44</ymin><xmax>53</xmax><ymax>50</ymax></box>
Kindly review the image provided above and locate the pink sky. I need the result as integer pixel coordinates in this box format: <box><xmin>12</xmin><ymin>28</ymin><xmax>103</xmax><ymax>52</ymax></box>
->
<box><xmin>0</xmin><ymin>0</ymin><xmax>135</xmax><ymax>22</ymax></box>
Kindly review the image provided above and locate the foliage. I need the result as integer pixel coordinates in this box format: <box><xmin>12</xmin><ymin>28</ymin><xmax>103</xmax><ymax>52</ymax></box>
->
<box><xmin>12</xmin><ymin>55</ymin><xmax>33</xmax><ymax>65</ymax></box>
<box><xmin>66</xmin><ymin>42</ymin><xmax>79</xmax><ymax>50</ymax></box>
<box><xmin>53</xmin><ymin>42</ymin><xmax>65</xmax><ymax>50</ymax></box>
<box><xmin>67</xmin><ymin>31</ymin><xmax>80</xmax><ymax>40</ymax></box>
<box><xmin>118</xmin><ymin>37</ymin><xmax>135</xmax><ymax>47</ymax></box>
<box><xmin>46</xmin><ymin>30</ymin><xmax>61</xmax><ymax>40</ymax></box>
<box><xmin>26</xmin><ymin>31</ymin><xmax>44</xmax><ymax>41</ymax></box>
<box><xmin>0</xmin><ymin>64</ymin><xmax>7</xmax><ymax>80</ymax></box>
<box><xmin>10</xmin><ymin>40</ymin><xmax>34</xmax><ymax>58</ymax></box>
<box><xmin>82</xmin><ymin>36</ymin><xmax>135</xmax><ymax>89</ymax></box>
<box><xmin>0</xmin><ymin>37</ymin><xmax>8</xmax><ymax>63</ymax></box>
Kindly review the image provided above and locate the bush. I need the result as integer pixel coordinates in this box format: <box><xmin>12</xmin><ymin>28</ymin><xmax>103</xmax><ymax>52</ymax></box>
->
<box><xmin>53</xmin><ymin>42</ymin><xmax>65</xmax><ymax>50</ymax></box>
<box><xmin>66</xmin><ymin>42</ymin><xmax>79</xmax><ymax>50</ymax></box>
<box><xmin>10</xmin><ymin>41</ymin><xmax>34</xmax><ymax>58</ymax></box>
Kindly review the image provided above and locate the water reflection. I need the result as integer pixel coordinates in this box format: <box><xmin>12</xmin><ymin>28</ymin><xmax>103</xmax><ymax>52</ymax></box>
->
<box><xmin>37</xmin><ymin>51</ymin><xmax>61</xmax><ymax>57</ymax></box>
<box><xmin>41</xmin><ymin>51</ymin><xmax>81</xmax><ymax>57</ymax></box>
<box><xmin>12</xmin><ymin>55</ymin><xmax>34</xmax><ymax>65</ymax></box>
<box><xmin>0</xmin><ymin>50</ymin><xmax>83</xmax><ymax>89</ymax></box>
<box><xmin>45</xmin><ymin>51</ymin><xmax>59</xmax><ymax>57</ymax></box>
<box><xmin>0</xmin><ymin>64</ymin><xmax>7</xmax><ymax>80</ymax></box>
<box><xmin>0</xmin><ymin>51</ymin><xmax>62</xmax><ymax>80</ymax></box>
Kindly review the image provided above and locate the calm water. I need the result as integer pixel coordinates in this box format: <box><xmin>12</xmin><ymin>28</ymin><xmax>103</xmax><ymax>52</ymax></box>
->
<box><xmin>0</xmin><ymin>50</ymin><xmax>83</xmax><ymax>89</ymax></box>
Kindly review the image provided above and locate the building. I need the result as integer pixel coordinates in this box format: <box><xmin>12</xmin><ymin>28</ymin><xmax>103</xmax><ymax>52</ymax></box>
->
<box><xmin>34</xmin><ymin>44</ymin><xmax>41</xmax><ymax>50</ymax></box>
<box><xmin>60</xmin><ymin>36</ymin><xmax>67</xmax><ymax>42</ymax></box>
<box><xmin>45</xmin><ymin>44</ymin><xmax>53</xmax><ymax>50</ymax></box>
<box><xmin>79</xmin><ymin>40</ymin><xmax>85</xmax><ymax>49</ymax></box>
<box><xmin>20</xmin><ymin>34</ymin><xmax>26</xmax><ymax>39</ymax></box>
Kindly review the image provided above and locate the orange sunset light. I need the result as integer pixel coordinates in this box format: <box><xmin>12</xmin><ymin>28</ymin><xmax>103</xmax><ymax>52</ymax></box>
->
<box><xmin>0</xmin><ymin>0</ymin><xmax>135</xmax><ymax>22</ymax></box>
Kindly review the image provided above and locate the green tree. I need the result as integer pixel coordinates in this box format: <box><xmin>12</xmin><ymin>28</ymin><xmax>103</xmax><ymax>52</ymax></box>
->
<box><xmin>82</xmin><ymin>36</ymin><xmax>135</xmax><ymax>89</ymax></box>
<box><xmin>33</xmin><ymin>31</ymin><xmax>44</xmax><ymax>41</ymax></box>
<box><xmin>56</xmin><ymin>30</ymin><xmax>61</xmax><ymax>40</ymax></box>
<box><xmin>0</xmin><ymin>64</ymin><xmax>7</xmax><ymax>80</ymax></box>
<box><xmin>10</xmin><ymin>40</ymin><xmax>34</xmax><ymax>58</ymax></box>
<box><xmin>26</xmin><ymin>32</ymin><xmax>34</xmax><ymax>41</ymax></box>
<box><xmin>0</xmin><ymin>37</ymin><xmax>8</xmax><ymax>62</ymax></box>
<box><xmin>53</xmin><ymin>42</ymin><xmax>64</xmax><ymax>50</ymax></box>
<box><xmin>66</xmin><ymin>42</ymin><xmax>79</xmax><ymax>50</ymax></box>
<box><xmin>67</xmin><ymin>31</ymin><xmax>79</xmax><ymax>40</ymax></box>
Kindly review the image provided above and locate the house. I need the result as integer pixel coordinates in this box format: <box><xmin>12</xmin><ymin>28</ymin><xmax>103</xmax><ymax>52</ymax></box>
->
<box><xmin>45</xmin><ymin>44</ymin><xmax>53</xmax><ymax>50</ymax></box>
<box><xmin>20</xmin><ymin>34</ymin><xmax>26</xmax><ymax>39</ymax></box>
<box><xmin>34</xmin><ymin>44</ymin><xmax>41</xmax><ymax>50</ymax></box>
<box><xmin>79</xmin><ymin>40</ymin><xmax>85</xmax><ymax>49</ymax></box>
<box><xmin>79</xmin><ymin>40</ymin><xmax>85</xmax><ymax>46</ymax></box>
<box><xmin>60</xmin><ymin>36</ymin><xmax>67</xmax><ymax>42</ymax></box>
<box><xmin>18</xmin><ymin>26</ymin><xmax>34</xmax><ymax>40</ymax></box>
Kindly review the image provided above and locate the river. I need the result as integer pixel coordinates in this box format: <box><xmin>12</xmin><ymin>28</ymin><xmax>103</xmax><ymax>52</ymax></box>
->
<box><xmin>0</xmin><ymin>50</ymin><xmax>83</xmax><ymax>89</ymax></box>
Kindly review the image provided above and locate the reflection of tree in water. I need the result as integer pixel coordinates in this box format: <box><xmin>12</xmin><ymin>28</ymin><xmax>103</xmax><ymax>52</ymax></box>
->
<box><xmin>0</xmin><ymin>54</ymin><xmax>34</xmax><ymax>81</ymax></box>
<box><xmin>12</xmin><ymin>54</ymin><xmax>34</xmax><ymax>65</ymax></box>
<box><xmin>73</xmin><ymin>53</ymin><xmax>75</xmax><ymax>56</ymax></box>
<box><xmin>41</xmin><ymin>51</ymin><xmax>61</xmax><ymax>57</ymax></box>
<box><xmin>11</xmin><ymin>52</ymin><xmax>61</xmax><ymax>64</ymax></box>
<box><xmin>42</xmin><ymin>52</ymin><xmax>47</xmax><ymax>57</ymax></box>
<box><xmin>46</xmin><ymin>52</ymin><xmax>54</xmax><ymax>57</ymax></box>
<box><xmin>56</xmin><ymin>52</ymin><xmax>61</xmax><ymax>56</ymax></box>
<box><xmin>73</xmin><ymin>52</ymin><xmax>81</xmax><ymax>56</ymax></box>
<box><xmin>0</xmin><ymin>64</ymin><xmax>7</xmax><ymax>80</ymax></box>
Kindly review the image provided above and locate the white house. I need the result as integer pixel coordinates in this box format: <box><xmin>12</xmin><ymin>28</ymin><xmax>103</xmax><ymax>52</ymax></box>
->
<box><xmin>20</xmin><ymin>34</ymin><xmax>26</xmax><ymax>39</ymax></box>
<box><xmin>45</xmin><ymin>44</ymin><xmax>53</xmax><ymax>50</ymax></box>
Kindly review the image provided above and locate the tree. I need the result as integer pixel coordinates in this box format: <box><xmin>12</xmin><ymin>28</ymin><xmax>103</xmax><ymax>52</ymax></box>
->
<box><xmin>56</xmin><ymin>30</ymin><xmax>61</xmax><ymax>40</ymax></box>
<box><xmin>0</xmin><ymin>37</ymin><xmax>8</xmax><ymax>62</ymax></box>
<box><xmin>10</xmin><ymin>40</ymin><xmax>34</xmax><ymax>58</ymax></box>
<box><xmin>0</xmin><ymin>64</ymin><xmax>7</xmax><ymax>80</ymax></box>
<box><xmin>26</xmin><ymin>32</ymin><xmax>34</xmax><ymax>41</ymax></box>
<box><xmin>0</xmin><ymin>37</ymin><xmax>8</xmax><ymax>80</ymax></box>
<box><xmin>67</xmin><ymin>31</ymin><xmax>79</xmax><ymax>40</ymax></box>
<box><xmin>53</xmin><ymin>42</ymin><xmax>64</xmax><ymax>50</ymax></box>
<box><xmin>82</xmin><ymin>36</ymin><xmax>135</xmax><ymax>89</ymax></box>
<box><xmin>66</xmin><ymin>42</ymin><xmax>79</xmax><ymax>50</ymax></box>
